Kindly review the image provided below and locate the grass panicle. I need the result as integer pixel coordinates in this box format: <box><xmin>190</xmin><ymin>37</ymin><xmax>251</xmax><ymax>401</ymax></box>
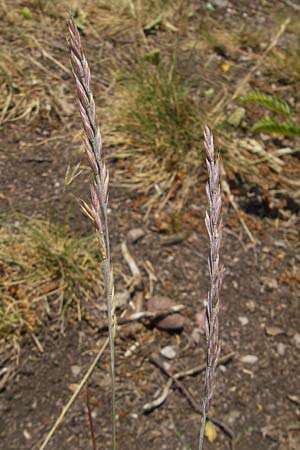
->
<box><xmin>68</xmin><ymin>19</ymin><xmax>117</xmax><ymax>450</ymax></box>
<box><xmin>198</xmin><ymin>126</ymin><xmax>224</xmax><ymax>450</ymax></box>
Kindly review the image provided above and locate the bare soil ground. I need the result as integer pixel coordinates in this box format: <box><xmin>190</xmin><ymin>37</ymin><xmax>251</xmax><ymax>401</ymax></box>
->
<box><xmin>1</xmin><ymin>1</ymin><xmax>300</xmax><ymax>450</ymax></box>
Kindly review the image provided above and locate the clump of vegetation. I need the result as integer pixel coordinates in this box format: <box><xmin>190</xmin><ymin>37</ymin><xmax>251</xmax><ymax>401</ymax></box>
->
<box><xmin>0</xmin><ymin>217</ymin><xmax>103</xmax><ymax>345</ymax></box>
<box><xmin>239</xmin><ymin>91</ymin><xmax>300</xmax><ymax>136</ymax></box>
<box><xmin>115</xmin><ymin>58</ymin><xmax>203</xmax><ymax>167</ymax></box>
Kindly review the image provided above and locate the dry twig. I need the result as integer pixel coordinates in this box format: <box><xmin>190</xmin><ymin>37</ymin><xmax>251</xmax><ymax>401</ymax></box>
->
<box><xmin>149</xmin><ymin>352</ymin><xmax>234</xmax><ymax>440</ymax></box>
<box><xmin>145</xmin><ymin>352</ymin><xmax>235</xmax><ymax>441</ymax></box>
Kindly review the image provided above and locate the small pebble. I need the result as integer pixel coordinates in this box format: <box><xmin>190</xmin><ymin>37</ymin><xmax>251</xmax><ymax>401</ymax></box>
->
<box><xmin>238</xmin><ymin>316</ymin><xmax>249</xmax><ymax>326</ymax></box>
<box><xmin>232</xmin><ymin>280</ymin><xmax>238</xmax><ymax>289</ymax></box>
<box><xmin>147</xmin><ymin>296</ymin><xmax>185</xmax><ymax>331</ymax></box>
<box><xmin>195</xmin><ymin>310</ymin><xmax>206</xmax><ymax>335</ymax></box>
<box><xmin>277</xmin><ymin>343</ymin><xmax>286</xmax><ymax>356</ymax></box>
<box><xmin>211</xmin><ymin>0</ymin><xmax>228</xmax><ymax>7</ymax></box>
<box><xmin>23</xmin><ymin>430</ymin><xmax>32</xmax><ymax>440</ymax></box>
<box><xmin>246</xmin><ymin>300</ymin><xmax>256</xmax><ymax>312</ymax></box>
<box><xmin>160</xmin><ymin>345</ymin><xmax>176</xmax><ymax>360</ymax></box>
<box><xmin>292</xmin><ymin>332</ymin><xmax>300</xmax><ymax>349</ymax></box>
<box><xmin>265</xmin><ymin>326</ymin><xmax>284</xmax><ymax>337</ymax></box>
<box><xmin>125</xmin><ymin>342</ymin><xmax>139</xmax><ymax>358</ymax></box>
<box><xmin>191</xmin><ymin>328</ymin><xmax>202</xmax><ymax>345</ymax></box>
<box><xmin>241</xmin><ymin>355</ymin><xmax>258</xmax><ymax>365</ymax></box>
<box><xmin>127</xmin><ymin>228</ymin><xmax>145</xmax><ymax>243</ymax></box>
<box><xmin>224</xmin><ymin>410</ymin><xmax>241</xmax><ymax>426</ymax></box>
<box><xmin>71</xmin><ymin>365</ymin><xmax>81</xmax><ymax>377</ymax></box>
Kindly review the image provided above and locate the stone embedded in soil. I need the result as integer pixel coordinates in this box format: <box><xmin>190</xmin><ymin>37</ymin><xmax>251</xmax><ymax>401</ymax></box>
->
<box><xmin>224</xmin><ymin>410</ymin><xmax>241</xmax><ymax>426</ymax></box>
<box><xmin>127</xmin><ymin>228</ymin><xmax>145</xmax><ymax>243</ymax></box>
<box><xmin>291</xmin><ymin>332</ymin><xmax>300</xmax><ymax>348</ymax></box>
<box><xmin>277</xmin><ymin>343</ymin><xmax>286</xmax><ymax>356</ymax></box>
<box><xmin>265</xmin><ymin>326</ymin><xmax>284</xmax><ymax>337</ymax></box>
<box><xmin>146</xmin><ymin>296</ymin><xmax>185</xmax><ymax>331</ymax></box>
<box><xmin>191</xmin><ymin>328</ymin><xmax>202</xmax><ymax>344</ymax></box>
<box><xmin>211</xmin><ymin>0</ymin><xmax>229</xmax><ymax>8</ymax></box>
<box><xmin>160</xmin><ymin>345</ymin><xmax>176</xmax><ymax>360</ymax></box>
<box><xmin>238</xmin><ymin>316</ymin><xmax>249</xmax><ymax>326</ymax></box>
<box><xmin>240</xmin><ymin>355</ymin><xmax>258</xmax><ymax>364</ymax></box>
<box><xmin>155</xmin><ymin>313</ymin><xmax>184</xmax><ymax>331</ymax></box>
<box><xmin>246</xmin><ymin>300</ymin><xmax>256</xmax><ymax>312</ymax></box>
<box><xmin>195</xmin><ymin>310</ymin><xmax>206</xmax><ymax>334</ymax></box>
<box><xmin>71</xmin><ymin>365</ymin><xmax>81</xmax><ymax>377</ymax></box>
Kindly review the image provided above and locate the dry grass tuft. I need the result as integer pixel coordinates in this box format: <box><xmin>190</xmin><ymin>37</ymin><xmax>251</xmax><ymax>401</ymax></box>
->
<box><xmin>114</xmin><ymin>60</ymin><xmax>203</xmax><ymax>164</ymax></box>
<box><xmin>0</xmin><ymin>216</ymin><xmax>103</xmax><ymax>346</ymax></box>
<box><xmin>106</xmin><ymin>55</ymin><xmax>204</xmax><ymax>214</ymax></box>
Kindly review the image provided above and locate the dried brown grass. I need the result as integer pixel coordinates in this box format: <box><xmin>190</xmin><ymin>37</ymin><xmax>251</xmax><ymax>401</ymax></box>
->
<box><xmin>0</xmin><ymin>216</ymin><xmax>104</xmax><ymax>347</ymax></box>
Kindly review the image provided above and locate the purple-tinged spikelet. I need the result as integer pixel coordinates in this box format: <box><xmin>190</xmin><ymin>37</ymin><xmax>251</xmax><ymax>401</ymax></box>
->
<box><xmin>68</xmin><ymin>19</ymin><xmax>116</xmax><ymax>449</ymax></box>
<box><xmin>199</xmin><ymin>126</ymin><xmax>224</xmax><ymax>450</ymax></box>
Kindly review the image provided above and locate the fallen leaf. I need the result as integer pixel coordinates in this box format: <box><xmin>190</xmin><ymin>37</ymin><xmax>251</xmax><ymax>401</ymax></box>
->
<box><xmin>222</xmin><ymin>63</ymin><xmax>230</xmax><ymax>72</ymax></box>
<box><xmin>205</xmin><ymin>421</ymin><xmax>217</xmax><ymax>443</ymax></box>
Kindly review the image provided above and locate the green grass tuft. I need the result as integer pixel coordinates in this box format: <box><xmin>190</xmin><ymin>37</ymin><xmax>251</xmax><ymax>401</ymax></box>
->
<box><xmin>0</xmin><ymin>216</ymin><xmax>104</xmax><ymax>345</ymax></box>
<box><xmin>117</xmin><ymin>58</ymin><xmax>203</xmax><ymax>165</ymax></box>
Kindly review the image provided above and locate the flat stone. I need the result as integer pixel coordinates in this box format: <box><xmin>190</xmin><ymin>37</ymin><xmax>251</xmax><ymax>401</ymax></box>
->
<box><xmin>127</xmin><ymin>228</ymin><xmax>145</xmax><ymax>243</ymax></box>
<box><xmin>147</xmin><ymin>296</ymin><xmax>185</xmax><ymax>331</ymax></box>
<box><xmin>265</xmin><ymin>326</ymin><xmax>284</xmax><ymax>337</ymax></box>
